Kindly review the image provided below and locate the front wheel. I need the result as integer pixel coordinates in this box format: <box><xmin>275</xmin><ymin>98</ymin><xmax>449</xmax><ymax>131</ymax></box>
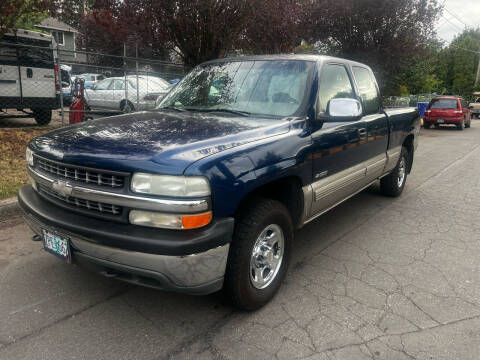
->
<box><xmin>380</xmin><ymin>147</ymin><xmax>408</xmax><ymax>197</ymax></box>
<box><xmin>224</xmin><ymin>198</ymin><xmax>293</xmax><ymax>310</ymax></box>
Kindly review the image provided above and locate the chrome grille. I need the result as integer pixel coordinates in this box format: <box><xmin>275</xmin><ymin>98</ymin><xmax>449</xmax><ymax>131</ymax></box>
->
<box><xmin>38</xmin><ymin>184</ymin><xmax>122</xmax><ymax>216</ymax></box>
<box><xmin>36</xmin><ymin>157</ymin><xmax>125</xmax><ymax>188</ymax></box>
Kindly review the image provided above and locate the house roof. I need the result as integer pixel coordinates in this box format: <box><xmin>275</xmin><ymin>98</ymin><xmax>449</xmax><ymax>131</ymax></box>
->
<box><xmin>35</xmin><ymin>17</ymin><xmax>78</xmax><ymax>33</ymax></box>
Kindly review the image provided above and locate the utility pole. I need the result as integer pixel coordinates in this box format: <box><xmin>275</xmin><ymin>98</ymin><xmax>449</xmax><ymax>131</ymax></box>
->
<box><xmin>475</xmin><ymin>56</ymin><xmax>480</xmax><ymax>88</ymax></box>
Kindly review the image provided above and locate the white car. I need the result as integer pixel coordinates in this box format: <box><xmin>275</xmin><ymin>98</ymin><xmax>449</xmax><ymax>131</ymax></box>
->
<box><xmin>85</xmin><ymin>76</ymin><xmax>171</xmax><ymax>112</ymax></box>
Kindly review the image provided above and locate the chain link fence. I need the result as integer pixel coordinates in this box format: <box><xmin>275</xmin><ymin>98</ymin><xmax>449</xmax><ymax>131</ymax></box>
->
<box><xmin>0</xmin><ymin>33</ymin><xmax>187</xmax><ymax>126</ymax></box>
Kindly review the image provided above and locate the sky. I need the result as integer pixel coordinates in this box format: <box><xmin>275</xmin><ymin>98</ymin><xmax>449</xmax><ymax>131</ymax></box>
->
<box><xmin>436</xmin><ymin>0</ymin><xmax>480</xmax><ymax>44</ymax></box>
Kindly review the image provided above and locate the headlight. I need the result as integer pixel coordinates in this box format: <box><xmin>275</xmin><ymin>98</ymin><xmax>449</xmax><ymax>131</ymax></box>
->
<box><xmin>26</xmin><ymin>147</ymin><xmax>34</xmax><ymax>167</ymax></box>
<box><xmin>129</xmin><ymin>210</ymin><xmax>212</xmax><ymax>229</ymax></box>
<box><xmin>131</xmin><ymin>174</ymin><xmax>210</xmax><ymax>197</ymax></box>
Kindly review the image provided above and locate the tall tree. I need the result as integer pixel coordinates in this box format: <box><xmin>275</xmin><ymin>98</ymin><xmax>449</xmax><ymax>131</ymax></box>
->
<box><xmin>77</xmin><ymin>0</ymin><xmax>170</xmax><ymax>62</ymax></box>
<box><xmin>305</xmin><ymin>0</ymin><xmax>442</xmax><ymax>95</ymax></box>
<box><xmin>47</xmin><ymin>0</ymin><xmax>91</xmax><ymax>29</ymax></box>
<box><xmin>242</xmin><ymin>0</ymin><xmax>305</xmax><ymax>54</ymax></box>
<box><xmin>436</xmin><ymin>29</ymin><xmax>480</xmax><ymax>99</ymax></box>
<box><xmin>151</xmin><ymin>0</ymin><xmax>251</xmax><ymax>67</ymax></box>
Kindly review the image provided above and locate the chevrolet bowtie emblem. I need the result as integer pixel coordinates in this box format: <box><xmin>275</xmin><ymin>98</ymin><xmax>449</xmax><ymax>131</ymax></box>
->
<box><xmin>51</xmin><ymin>180</ymin><xmax>73</xmax><ymax>197</ymax></box>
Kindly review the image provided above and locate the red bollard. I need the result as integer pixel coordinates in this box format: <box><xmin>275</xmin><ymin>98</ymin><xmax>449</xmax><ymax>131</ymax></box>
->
<box><xmin>69</xmin><ymin>78</ymin><xmax>87</xmax><ymax>124</ymax></box>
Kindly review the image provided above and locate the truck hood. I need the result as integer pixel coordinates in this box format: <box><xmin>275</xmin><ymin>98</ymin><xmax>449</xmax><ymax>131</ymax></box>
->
<box><xmin>30</xmin><ymin>110</ymin><xmax>291</xmax><ymax>174</ymax></box>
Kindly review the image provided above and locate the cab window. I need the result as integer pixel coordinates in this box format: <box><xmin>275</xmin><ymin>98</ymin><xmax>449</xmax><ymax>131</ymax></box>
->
<box><xmin>318</xmin><ymin>64</ymin><xmax>355</xmax><ymax>114</ymax></box>
<box><xmin>352</xmin><ymin>66</ymin><xmax>381</xmax><ymax>114</ymax></box>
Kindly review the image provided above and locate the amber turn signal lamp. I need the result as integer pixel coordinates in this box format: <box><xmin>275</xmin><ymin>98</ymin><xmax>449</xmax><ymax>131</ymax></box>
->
<box><xmin>181</xmin><ymin>212</ymin><xmax>212</xmax><ymax>229</ymax></box>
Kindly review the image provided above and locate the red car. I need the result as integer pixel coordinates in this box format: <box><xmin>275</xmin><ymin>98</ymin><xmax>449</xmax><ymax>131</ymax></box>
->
<box><xmin>423</xmin><ymin>96</ymin><xmax>471</xmax><ymax>130</ymax></box>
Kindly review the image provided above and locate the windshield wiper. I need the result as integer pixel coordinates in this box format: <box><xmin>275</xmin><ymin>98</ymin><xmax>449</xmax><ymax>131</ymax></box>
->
<box><xmin>184</xmin><ymin>107</ymin><xmax>250</xmax><ymax>117</ymax></box>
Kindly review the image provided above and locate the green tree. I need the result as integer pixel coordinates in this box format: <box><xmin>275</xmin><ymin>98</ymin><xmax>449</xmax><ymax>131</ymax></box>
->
<box><xmin>0</xmin><ymin>0</ymin><xmax>48</xmax><ymax>38</ymax></box>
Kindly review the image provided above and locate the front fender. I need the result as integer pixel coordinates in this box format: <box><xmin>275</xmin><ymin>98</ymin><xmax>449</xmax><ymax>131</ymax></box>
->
<box><xmin>185</xmin><ymin>120</ymin><xmax>312</xmax><ymax>218</ymax></box>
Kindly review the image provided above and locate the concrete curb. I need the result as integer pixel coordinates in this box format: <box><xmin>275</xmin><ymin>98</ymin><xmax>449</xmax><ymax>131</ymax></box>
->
<box><xmin>0</xmin><ymin>197</ymin><xmax>19</xmax><ymax>214</ymax></box>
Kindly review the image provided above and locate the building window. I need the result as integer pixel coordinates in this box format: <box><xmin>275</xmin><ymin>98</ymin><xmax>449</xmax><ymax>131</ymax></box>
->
<box><xmin>53</xmin><ymin>31</ymin><xmax>64</xmax><ymax>46</ymax></box>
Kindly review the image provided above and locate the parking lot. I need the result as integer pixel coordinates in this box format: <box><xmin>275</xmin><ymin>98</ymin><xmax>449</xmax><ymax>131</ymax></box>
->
<box><xmin>1</xmin><ymin>122</ymin><xmax>480</xmax><ymax>360</ymax></box>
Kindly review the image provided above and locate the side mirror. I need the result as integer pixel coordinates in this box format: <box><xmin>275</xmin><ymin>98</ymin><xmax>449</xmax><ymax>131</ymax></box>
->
<box><xmin>326</xmin><ymin>98</ymin><xmax>363</xmax><ymax>121</ymax></box>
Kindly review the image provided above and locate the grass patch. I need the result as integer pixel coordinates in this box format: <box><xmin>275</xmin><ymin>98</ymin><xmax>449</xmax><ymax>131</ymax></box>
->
<box><xmin>0</xmin><ymin>127</ymin><xmax>55</xmax><ymax>200</ymax></box>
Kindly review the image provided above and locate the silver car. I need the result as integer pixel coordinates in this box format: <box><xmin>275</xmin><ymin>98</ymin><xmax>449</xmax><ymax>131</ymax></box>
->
<box><xmin>85</xmin><ymin>76</ymin><xmax>171</xmax><ymax>112</ymax></box>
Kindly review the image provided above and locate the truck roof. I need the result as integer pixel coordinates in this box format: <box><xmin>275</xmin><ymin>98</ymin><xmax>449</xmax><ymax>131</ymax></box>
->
<box><xmin>202</xmin><ymin>54</ymin><xmax>373</xmax><ymax>71</ymax></box>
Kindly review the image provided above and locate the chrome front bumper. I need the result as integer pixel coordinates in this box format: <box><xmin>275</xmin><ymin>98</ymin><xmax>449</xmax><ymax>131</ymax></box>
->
<box><xmin>22</xmin><ymin>200</ymin><xmax>230</xmax><ymax>295</ymax></box>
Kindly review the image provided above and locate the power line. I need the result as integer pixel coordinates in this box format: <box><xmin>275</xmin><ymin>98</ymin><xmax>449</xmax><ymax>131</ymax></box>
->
<box><xmin>440</xmin><ymin>15</ymin><xmax>464</xmax><ymax>32</ymax></box>
<box><xmin>444</xmin><ymin>7</ymin><xmax>472</xmax><ymax>28</ymax></box>
<box><xmin>448</xmin><ymin>43</ymin><xmax>480</xmax><ymax>54</ymax></box>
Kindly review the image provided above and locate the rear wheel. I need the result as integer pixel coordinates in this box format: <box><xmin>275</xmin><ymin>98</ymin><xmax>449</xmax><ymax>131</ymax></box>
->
<box><xmin>434</xmin><ymin>124</ymin><xmax>440</xmax><ymax>129</ymax></box>
<box><xmin>32</xmin><ymin>108</ymin><xmax>52</xmax><ymax>125</ymax></box>
<box><xmin>423</xmin><ymin>122</ymin><xmax>431</xmax><ymax>129</ymax></box>
<box><xmin>465</xmin><ymin>118</ymin><xmax>471</xmax><ymax>128</ymax></box>
<box><xmin>224</xmin><ymin>198</ymin><xmax>292</xmax><ymax>310</ymax></box>
<box><xmin>457</xmin><ymin>119</ymin><xmax>465</xmax><ymax>130</ymax></box>
<box><xmin>380</xmin><ymin>147</ymin><xmax>408</xmax><ymax>197</ymax></box>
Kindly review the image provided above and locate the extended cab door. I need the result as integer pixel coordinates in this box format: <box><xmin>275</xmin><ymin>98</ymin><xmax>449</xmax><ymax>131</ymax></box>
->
<box><xmin>309</xmin><ymin>62</ymin><xmax>370</xmax><ymax>217</ymax></box>
<box><xmin>351</xmin><ymin>66</ymin><xmax>388</xmax><ymax>182</ymax></box>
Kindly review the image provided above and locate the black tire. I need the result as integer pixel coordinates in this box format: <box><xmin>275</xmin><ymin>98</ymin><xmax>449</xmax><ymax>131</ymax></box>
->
<box><xmin>224</xmin><ymin>198</ymin><xmax>293</xmax><ymax>310</ymax></box>
<box><xmin>380</xmin><ymin>147</ymin><xmax>408</xmax><ymax>197</ymax></box>
<box><xmin>423</xmin><ymin>122</ymin><xmax>431</xmax><ymax>129</ymax></box>
<box><xmin>434</xmin><ymin>124</ymin><xmax>440</xmax><ymax>129</ymax></box>
<box><xmin>32</xmin><ymin>108</ymin><xmax>52</xmax><ymax>125</ymax></box>
<box><xmin>457</xmin><ymin>119</ymin><xmax>465</xmax><ymax>130</ymax></box>
<box><xmin>121</xmin><ymin>100</ymin><xmax>135</xmax><ymax>113</ymax></box>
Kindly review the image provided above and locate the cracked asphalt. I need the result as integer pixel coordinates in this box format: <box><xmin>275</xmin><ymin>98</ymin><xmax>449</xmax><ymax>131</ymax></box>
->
<box><xmin>1</xmin><ymin>123</ymin><xmax>480</xmax><ymax>360</ymax></box>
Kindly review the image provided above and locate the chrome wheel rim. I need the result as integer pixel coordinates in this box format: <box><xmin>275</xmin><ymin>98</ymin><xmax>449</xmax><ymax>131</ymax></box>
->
<box><xmin>397</xmin><ymin>157</ymin><xmax>406</xmax><ymax>188</ymax></box>
<box><xmin>250</xmin><ymin>224</ymin><xmax>284</xmax><ymax>289</ymax></box>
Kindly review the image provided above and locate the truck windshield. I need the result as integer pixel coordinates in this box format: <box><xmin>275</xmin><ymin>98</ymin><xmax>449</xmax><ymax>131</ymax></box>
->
<box><xmin>157</xmin><ymin>60</ymin><xmax>314</xmax><ymax>117</ymax></box>
<box><xmin>430</xmin><ymin>99</ymin><xmax>458</xmax><ymax>109</ymax></box>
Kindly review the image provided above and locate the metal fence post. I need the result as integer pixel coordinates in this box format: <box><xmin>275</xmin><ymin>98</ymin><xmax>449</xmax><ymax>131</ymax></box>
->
<box><xmin>56</xmin><ymin>45</ymin><xmax>65</xmax><ymax>127</ymax></box>
<box><xmin>124</xmin><ymin>43</ymin><xmax>128</xmax><ymax>111</ymax></box>
<box><xmin>135</xmin><ymin>42</ymin><xmax>140</xmax><ymax>109</ymax></box>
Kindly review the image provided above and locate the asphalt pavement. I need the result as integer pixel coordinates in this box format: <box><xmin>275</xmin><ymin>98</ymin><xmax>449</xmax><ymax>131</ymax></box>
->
<box><xmin>1</xmin><ymin>122</ymin><xmax>480</xmax><ymax>359</ymax></box>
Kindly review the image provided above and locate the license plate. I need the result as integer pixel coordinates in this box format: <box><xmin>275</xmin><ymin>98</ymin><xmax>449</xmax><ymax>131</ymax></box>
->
<box><xmin>43</xmin><ymin>229</ymin><xmax>71</xmax><ymax>262</ymax></box>
<box><xmin>437</xmin><ymin>119</ymin><xmax>444</xmax><ymax>123</ymax></box>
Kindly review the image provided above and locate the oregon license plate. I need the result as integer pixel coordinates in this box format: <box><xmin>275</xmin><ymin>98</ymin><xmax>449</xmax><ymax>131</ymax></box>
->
<box><xmin>437</xmin><ymin>119</ymin><xmax>444</xmax><ymax>123</ymax></box>
<box><xmin>43</xmin><ymin>229</ymin><xmax>71</xmax><ymax>262</ymax></box>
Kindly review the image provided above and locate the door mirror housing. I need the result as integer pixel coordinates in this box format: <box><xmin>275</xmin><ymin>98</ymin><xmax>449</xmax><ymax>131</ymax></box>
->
<box><xmin>326</xmin><ymin>98</ymin><xmax>363</xmax><ymax>121</ymax></box>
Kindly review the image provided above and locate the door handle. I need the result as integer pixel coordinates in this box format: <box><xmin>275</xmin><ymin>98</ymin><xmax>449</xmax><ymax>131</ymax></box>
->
<box><xmin>358</xmin><ymin>128</ymin><xmax>367</xmax><ymax>139</ymax></box>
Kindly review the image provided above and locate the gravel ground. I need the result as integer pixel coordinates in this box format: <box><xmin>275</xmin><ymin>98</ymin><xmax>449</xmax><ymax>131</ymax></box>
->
<box><xmin>1</xmin><ymin>122</ymin><xmax>480</xmax><ymax>359</ymax></box>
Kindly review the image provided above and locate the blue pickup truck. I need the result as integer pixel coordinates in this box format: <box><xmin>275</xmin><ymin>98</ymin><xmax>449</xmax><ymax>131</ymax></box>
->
<box><xmin>19</xmin><ymin>55</ymin><xmax>419</xmax><ymax>310</ymax></box>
